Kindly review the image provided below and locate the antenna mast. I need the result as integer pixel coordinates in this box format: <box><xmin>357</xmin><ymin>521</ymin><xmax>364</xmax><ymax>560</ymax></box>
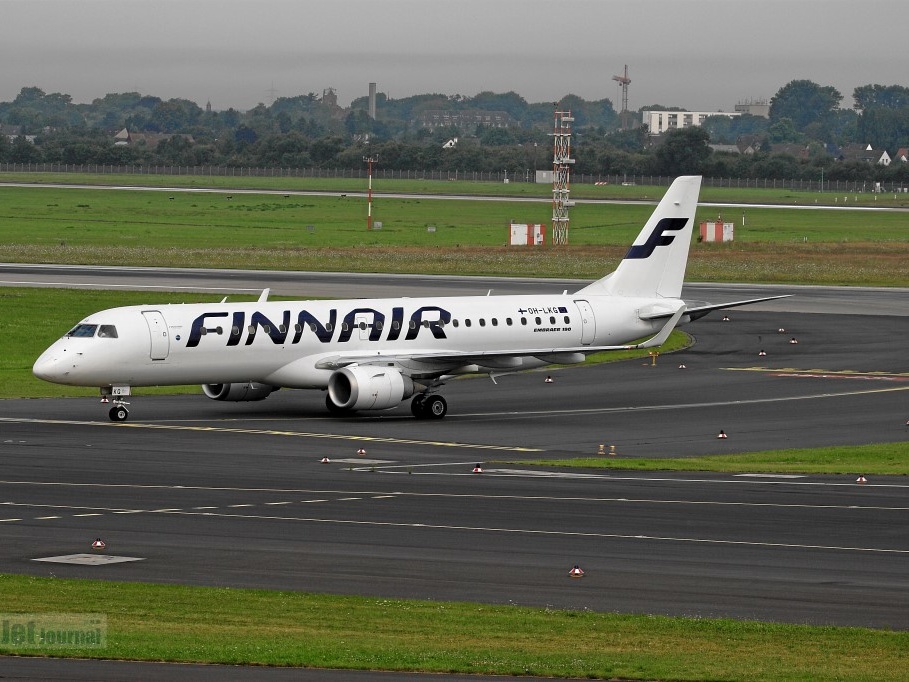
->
<box><xmin>551</xmin><ymin>108</ymin><xmax>574</xmax><ymax>246</ymax></box>
<box><xmin>612</xmin><ymin>65</ymin><xmax>631</xmax><ymax>130</ymax></box>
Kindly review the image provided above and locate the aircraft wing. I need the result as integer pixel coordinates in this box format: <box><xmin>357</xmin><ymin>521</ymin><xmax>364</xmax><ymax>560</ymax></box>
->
<box><xmin>315</xmin><ymin>306</ymin><xmax>687</xmax><ymax>370</ymax></box>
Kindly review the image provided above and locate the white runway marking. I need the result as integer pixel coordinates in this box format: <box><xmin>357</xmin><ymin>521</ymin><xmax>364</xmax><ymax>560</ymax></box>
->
<box><xmin>455</xmin><ymin>383</ymin><xmax>909</xmax><ymax>419</ymax></box>
<box><xmin>160</xmin><ymin>510</ymin><xmax>909</xmax><ymax>555</ymax></box>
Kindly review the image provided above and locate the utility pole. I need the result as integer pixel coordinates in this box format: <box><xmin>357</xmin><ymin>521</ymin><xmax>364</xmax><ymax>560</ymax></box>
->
<box><xmin>363</xmin><ymin>155</ymin><xmax>379</xmax><ymax>230</ymax></box>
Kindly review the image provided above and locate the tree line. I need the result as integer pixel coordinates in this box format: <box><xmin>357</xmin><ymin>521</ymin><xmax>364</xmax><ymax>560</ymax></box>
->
<box><xmin>1</xmin><ymin>81</ymin><xmax>908</xmax><ymax>183</ymax></box>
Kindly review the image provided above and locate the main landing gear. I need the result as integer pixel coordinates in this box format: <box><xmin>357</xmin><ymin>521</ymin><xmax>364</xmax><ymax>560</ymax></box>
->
<box><xmin>411</xmin><ymin>394</ymin><xmax>447</xmax><ymax>420</ymax></box>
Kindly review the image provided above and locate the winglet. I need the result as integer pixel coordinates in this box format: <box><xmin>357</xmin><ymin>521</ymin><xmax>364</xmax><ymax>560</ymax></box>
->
<box><xmin>629</xmin><ymin>305</ymin><xmax>686</xmax><ymax>349</ymax></box>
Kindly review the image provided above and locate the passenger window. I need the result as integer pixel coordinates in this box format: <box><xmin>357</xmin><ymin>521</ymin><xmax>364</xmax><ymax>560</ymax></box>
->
<box><xmin>549</xmin><ymin>316</ymin><xmax>556</xmax><ymax>324</ymax></box>
<box><xmin>491</xmin><ymin>318</ymin><xmax>498</xmax><ymax>326</ymax></box>
<box><xmin>535</xmin><ymin>317</ymin><xmax>542</xmax><ymax>325</ymax></box>
<box><xmin>506</xmin><ymin>318</ymin><xmax>513</xmax><ymax>326</ymax></box>
<box><xmin>98</xmin><ymin>325</ymin><xmax>118</xmax><ymax>338</ymax></box>
<box><xmin>564</xmin><ymin>316</ymin><xmax>570</xmax><ymax>324</ymax></box>
<box><xmin>479</xmin><ymin>319</ymin><xmax>486</xmax><ymax>327</ymax></box>
<box><xmin>465</xmin><ymin>319</ymin><xmax>472</xmax><ymax>327</ymax></box>
<box><xmin>521</xmin><ymin>318</ymin><xmax>527</xmax><ymax>326</ymax></box>
<box><xmin>233</xmin><ymin>326</ymin><xmax>241</xmax><ymax>336</ymax></box>
<box><xmin>453</xmin><ymin>319</ymin><xmax>459</xmax><ymax>328</ymax></box>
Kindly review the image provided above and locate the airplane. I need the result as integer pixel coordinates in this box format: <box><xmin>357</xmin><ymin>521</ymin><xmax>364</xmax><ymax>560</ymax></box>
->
<box><xmin>33</xmin><ymin>175</ymin><xmax>788</xmax><ymax>422</ymax></box>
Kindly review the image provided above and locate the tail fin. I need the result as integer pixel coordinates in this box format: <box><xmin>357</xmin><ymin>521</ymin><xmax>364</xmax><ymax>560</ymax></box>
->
<box><xmin>577</xmin><ymin>175</ymin><xmax>701</xmax><ymax>299</ymax></box>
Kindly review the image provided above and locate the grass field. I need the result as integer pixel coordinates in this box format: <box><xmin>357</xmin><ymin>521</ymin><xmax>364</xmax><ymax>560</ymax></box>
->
<box><xmin>2</xmin><ymin>574</ymin><xmax>907</xmax><ymax>681</ymax></box>
<box><xmin>4</xmin><ymin>170</ymin><xmax>909</xmax><ymax>207</ymax></box>
<box><xmin>521</xmin><ymin>442</ymin><xmax>909</xmax><ymax>476</ymax></box>
<box><xmin>1</xmin><ymin>182</ymin><xmax>907</xmax><ymax>285</ymax></box>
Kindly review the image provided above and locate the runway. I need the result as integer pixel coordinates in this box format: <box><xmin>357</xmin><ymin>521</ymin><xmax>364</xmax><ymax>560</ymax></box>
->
<box><xmin>2</xmin><ymin>262</ymin><xmax>907</xmax><ymax>315</ymax></box>
<box><xmin>2</xmin><ymin>303</ymin><xmax>908</xmax><ymax>633</ymax></box>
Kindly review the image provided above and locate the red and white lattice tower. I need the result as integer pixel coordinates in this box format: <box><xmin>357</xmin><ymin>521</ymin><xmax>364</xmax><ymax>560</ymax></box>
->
<box><xmin>551</xmin><ymin>109</ymin><xmax>574</xmax><ymax>245</ymax></box>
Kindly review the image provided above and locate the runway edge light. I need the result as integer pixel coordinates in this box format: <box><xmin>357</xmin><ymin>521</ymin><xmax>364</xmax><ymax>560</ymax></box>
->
<box><xmin>717</xmin><ymin>430</ymin><xmax>728</xmax><ymax>439</ymax></box>
<box><xmin>569</xmin><ymin>564</ymin><xmax>585</xmax><ymax>578</ymax></box>
<box><xmin>91</xmin><ymin>538</ymin><xmax>106</xmax><ymax>550</ymax></box>
<box><xmin>473</xmin><ymin>463</ymin><xmax>483</xmax><ymax>473</ymax></box>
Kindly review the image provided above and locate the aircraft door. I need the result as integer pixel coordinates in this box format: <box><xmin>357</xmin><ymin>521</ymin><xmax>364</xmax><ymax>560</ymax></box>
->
<box><xmin>355</xmin><ymin>313</ymin><xmax>371</xmax><ymax>341</ymax></box>
<box><xmin>573</xmin><ymin>299</ymin><xmax>596</xmax><ymax>345</ymax></box>
<box><xmin>142</xmin><ymin>310</ymin><xmax>170</xmax><ymax>360</ymax></box>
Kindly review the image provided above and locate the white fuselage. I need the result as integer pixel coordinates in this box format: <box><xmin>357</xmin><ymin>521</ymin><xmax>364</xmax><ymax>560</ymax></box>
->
<box><xmin>33</xmin><ymin>293</ymin><xmax>674</xmax><ymax>389</ymax></box>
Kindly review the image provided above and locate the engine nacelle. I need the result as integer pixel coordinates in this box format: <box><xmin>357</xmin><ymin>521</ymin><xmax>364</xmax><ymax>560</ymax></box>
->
<box><xmin>202</xmin><ymin>382</ymin><xmax>276</xmax><ymax>402</ymax></box>
<box><xmin>327</xmin><ymin>366</ymin><xmax>415</xmax><ymax>411</ymax></box>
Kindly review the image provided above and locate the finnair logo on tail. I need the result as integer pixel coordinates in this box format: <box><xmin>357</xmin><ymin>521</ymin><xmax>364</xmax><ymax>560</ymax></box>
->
<box><xmin>625</xmin><ymin>218</ymin><xmax>688</xmax><ymax>259</ymax></box>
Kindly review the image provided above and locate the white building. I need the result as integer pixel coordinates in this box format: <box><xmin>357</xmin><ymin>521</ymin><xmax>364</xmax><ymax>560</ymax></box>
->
<box><xmin>642</xmin><ymin>109</ymin><xmax>741</xmax><ymax>135</ymax></box>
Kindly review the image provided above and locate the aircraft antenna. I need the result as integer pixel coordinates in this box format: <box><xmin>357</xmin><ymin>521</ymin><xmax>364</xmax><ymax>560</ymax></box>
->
<box><xmin>612</xmin><ymin>65</ymin><xmax>631</xmax><ymax>130</ymax></box>
<box><xmin>551</xmin><ymin>107</ymin><xmax>574</xmax><ymax>246</ymax></box>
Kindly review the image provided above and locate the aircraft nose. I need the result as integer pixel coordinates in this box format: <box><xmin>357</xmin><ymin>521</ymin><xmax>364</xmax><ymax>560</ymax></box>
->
<box><xmin>33</xmin><ymin>348</ymin><xmax>68</xmax><ymax>382</ymax></box>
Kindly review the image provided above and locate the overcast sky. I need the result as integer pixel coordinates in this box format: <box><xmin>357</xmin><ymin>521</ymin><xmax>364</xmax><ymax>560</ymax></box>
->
<box><xmin>3</xmin><ymin>0</ymin><xmax>906</xmax><ymax>113</ymax></box>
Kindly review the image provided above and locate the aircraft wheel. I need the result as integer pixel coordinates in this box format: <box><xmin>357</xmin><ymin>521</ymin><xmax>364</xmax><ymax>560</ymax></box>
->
<box><xmin>423</xmin><ymin>395</ymin><xmax>447</xmax><ymax>419</ymax></box>
<box><xmin>411</xmin><ymin>395</ymin><xmax>427</xmax><ymax>418</ymax></box>
<box><xmin>109</xmin><ymin>405</ymin><xmax>129</xmax><ymax>422</ymax></box>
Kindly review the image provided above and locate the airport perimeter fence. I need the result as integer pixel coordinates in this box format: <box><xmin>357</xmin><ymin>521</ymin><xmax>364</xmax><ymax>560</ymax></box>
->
<box><xmin>0</xmin><ymin>162</ymin><xmax>898</xmax><ymax>193</ymax></box>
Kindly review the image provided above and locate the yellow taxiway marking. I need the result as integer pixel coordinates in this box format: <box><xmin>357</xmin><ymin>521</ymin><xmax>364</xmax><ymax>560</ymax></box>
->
<box><xmin>0</xmin><ymin>417</ymin><xmax>540</xmax><ymax>452</ymax></box>
<box><xmin>724</xmin><ymin>367</ymin><xmax>909</xmax><ymax>380</ymax></box>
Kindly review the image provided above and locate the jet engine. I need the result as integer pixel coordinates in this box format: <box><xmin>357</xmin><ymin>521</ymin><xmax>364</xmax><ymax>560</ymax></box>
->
<box><xmin>327</xmin><ymin>366</ymin><xmax>416</xmax><ymax>411</ymax></box>
<box><xmin>202</xmin><ymin>382</ymin><xmax>276</xmax><ymax>401</ymax></box>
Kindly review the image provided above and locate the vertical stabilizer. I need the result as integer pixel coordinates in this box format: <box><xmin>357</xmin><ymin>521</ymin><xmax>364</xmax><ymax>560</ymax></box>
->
<box><xmin>577</xmin><ymin>175</ymin><xmax>701</xmax><ymax>299</ymax></box>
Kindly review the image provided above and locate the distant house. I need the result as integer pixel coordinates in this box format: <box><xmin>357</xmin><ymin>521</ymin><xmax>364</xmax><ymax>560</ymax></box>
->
<box><xmin>736</xmin><ymin>135</ymin><xmax>764</xmax><ymax>154</ymax></box>
<box><xmin>641</xmin><ymin>109</ymin><xmax>741</xmax><ymax>135</ymax></box>
<box><xmin>113</xmin><ymin>127</ymin><xmax>194</xmax><ymax>149</ymax></box>
<box><xmin>895</xmin><ymin>147</ymin><xmax>909</xmax><ymax>163</ymax></box>
<box><xmin>708</xmin><ymin>143</ymin><xmax>740</xmax><ymax>154</ymax></box>
<box><xmin>1</xmin><ymin>123</ymin><xmax>36</xmax><ymax>143</ymax></box>
<box><xmin>837</xmin><ymin>143</ymin><xmax>891</xmax><ymax>166</ymax></box>
<box><xmin>770</xmin><ymin>143</ymin><xmax>810</xmax><ymax>159</ymax></box>
<box><xmin>416</xmin><ymin>110</ymin><xmax>517</xmax><ymax>130</ymax></box>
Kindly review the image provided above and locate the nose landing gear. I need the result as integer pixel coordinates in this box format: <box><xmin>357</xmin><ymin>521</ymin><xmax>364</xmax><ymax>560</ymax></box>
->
<box><xmin>108</xmin><ymin>402</ymin><xmax>129</xmax><ymax>422</ymax></box>
<box><xmin>101</xmin><ymin>386</ymin><xmax>131</xmax><ymax>422</ymax></box>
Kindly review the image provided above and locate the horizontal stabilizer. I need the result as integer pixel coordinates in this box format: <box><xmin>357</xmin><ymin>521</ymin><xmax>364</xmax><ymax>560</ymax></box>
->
<box><xmin>684</xmin><ymin>295</ymin><xmax>792</xmax><ymax>321</ymax></box>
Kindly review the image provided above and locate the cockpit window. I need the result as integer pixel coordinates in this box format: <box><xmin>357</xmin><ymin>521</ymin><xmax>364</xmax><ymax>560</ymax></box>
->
<box><xmin>66</xmin><ymin>324</ymin><xmax>98</xmax><ymax>338</ymax></box>
<box><xmin>64</xmin><ymin>324</ymin><xmax>118</xmax><ymax>338</ymax></box>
